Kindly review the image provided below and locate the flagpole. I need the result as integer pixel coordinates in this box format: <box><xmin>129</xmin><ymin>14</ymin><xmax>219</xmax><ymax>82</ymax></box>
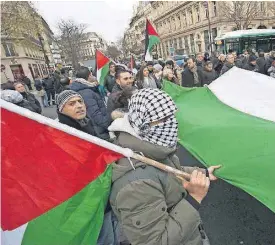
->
<box><xmin>1</xmin><ymin>100</ymin><xmax>190</xmax><ymax>180</ymax></box>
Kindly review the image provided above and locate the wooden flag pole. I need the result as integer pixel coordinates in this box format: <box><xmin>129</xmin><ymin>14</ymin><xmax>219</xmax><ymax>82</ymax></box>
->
<box><xmin>132</xmin><ymin>153</ymin><xmax>190</xmax><ymax>181</ymax></box>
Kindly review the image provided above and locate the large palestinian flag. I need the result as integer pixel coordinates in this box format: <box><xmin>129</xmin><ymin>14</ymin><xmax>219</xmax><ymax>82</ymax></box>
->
<box><xmin>144</xmin><ymin>19</ymin><xmax>160</xmax><ymax>61</ymax></box>
<box><xmin>164</xmin><ymin>67</ymin><xmax>275</xmax><ymax>213</ymax></box>
<box><xmin>96</xmin><ymin>50</ymin><xmax>111</xmax><ymax>86</ymax></box>
<box><xmin>1</xmin><ymin>100</ymin><xmax>125</xmax><ymax>245</ymax></box>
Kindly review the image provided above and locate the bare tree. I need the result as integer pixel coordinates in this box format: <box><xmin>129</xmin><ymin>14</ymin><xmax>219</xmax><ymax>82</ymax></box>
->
<box><xmin>219</xmin><ymin>2</ymin><xmax>259</xmax><ymax>30</ymax></box>
<box><xmin>1</xmin><ymin>1</ymin><xmax>44</xmax><ymax>47</ymax></box>
<box><xmin>56</xmin><ymin>19</ymin><xmax>87</xmax><ymax>68</ymax></box>
<box><xmin>106</xmin><ymin>45</ymin><xmax>121</xmax><ymax>60</ymax></box>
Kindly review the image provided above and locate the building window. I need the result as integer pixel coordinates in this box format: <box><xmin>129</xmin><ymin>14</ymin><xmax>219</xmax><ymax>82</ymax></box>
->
<box><xmin>3</xmin><ymin>43</ymin><xmax>16</xmax><ymax>57</ymax></box>
<box><xmin>184</xmin><ymin>36</ymin><xmax>189</xmax><ymax>54</ymax></box>
<box><xmin>213</xmin><ymin>1</ymin><xmax>217</xmax><ymax>17</ymax></box>
<box><xmin>196</xmin><ymin>7</ymin><xmax>200</xmax><ymax>22</ymax></box>
<box><xmin>183</xmin><ymin>13</ymin><xmax>186</xmax><ymax>26</ymax></box>
<box><xmin>32</xmin><ymin>64</ymin><xmax>41</xmax><ymax>76</ymax></box>
<box><xmin>260</xmin><ymin>2</ymin><xmax>264</xmax><ymax>11</ymax></box>
<box><xmin>189</xmin><ymin>10</ymin><xmax>193</xmax><ymax>24</ymax></box>
<box><xmin>178</xmin><ymin>37</ymin><xmax>183</xmax><ymax>49</ymax></box>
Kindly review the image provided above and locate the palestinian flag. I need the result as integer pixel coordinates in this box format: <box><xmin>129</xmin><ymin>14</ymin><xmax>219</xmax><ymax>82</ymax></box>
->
<box><xmin>96</xmin><ymin>50</ymin><xmax>111</xmax><ymax>86</ymax></box>
<box><xmin>144</xmin><ymin>19</ymin><xmax>160</xmax><ymax>61</ymax></box>
<box><xmin>163</xmin><ymin>67</ymin><xmax>275</xmax><ymax>213</ymax></box>
<box><xmin>1</xmin><ymin>100</ymin><xmax>123</xmax><ymax>245</ymax></box>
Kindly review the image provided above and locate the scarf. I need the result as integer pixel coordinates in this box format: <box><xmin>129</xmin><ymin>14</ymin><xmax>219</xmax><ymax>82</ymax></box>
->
<box><xmin>190</xmin><ymin>66</ymin><xmax>199</xmax><ymax>85</ymax></box>
<box><xmin>128</xmin><ymin>88</ymin><xmax>178</xmax><ymax>148</ymax></box>
<box><xmin>74</xmin><ymin>78</ymin><xmax>98</xmax><ymax>87</ymax></box>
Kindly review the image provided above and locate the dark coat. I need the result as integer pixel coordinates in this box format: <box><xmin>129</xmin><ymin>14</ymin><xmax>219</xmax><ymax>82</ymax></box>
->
<box><xmin>256</xmin><ymin>57</ymin><xmax>267</xmax><ymax>75</ymax></box>
<box><xmin>243</xmin><ymin>63</ymin><xmax>259</xmax><ymax>72</ymax></box>
<box><xmin>42</xmin><ymin>77</ymin><xmax>55</xmax><ymax>90</ymax></box>
<box><xmin>104</xmin><ymin>73</ymin><xmax>116</xmax><ymax>93</ymax></box>
<box><xmin>235</xmin><ymin>59</ymin><xmax>243</xmax><ymax>68</ymax></box>
<box><xmin>57</xmin><ymin>111</ymin><xmax>96</xmax><ymax>136</ymax></box>
<box><xmin>181</xmin><ymin>67</ymin><xmax>203</xmax><ymax>87</ymax></box>
<box><xmin>20</xmin><ymin>92</ymin><xmax>42</xmax><ymax>114</ymax></box>
<box><xmin>220</xmin><ymin>62</ymin><xmax>235</xmax><ymax>76</ymax></box>
<box><xmin>70</xmin><ymin>81</ymin><xmax>111</xmax><ymax>140</ymax></box>
<box><xmin>202</xmin><ymin>69</ymin><xmax>218</xmax><ymax>85</ymax></box>
<box><xmin>34</xmin><ymin>79</ymin><xmax>43</xmax><ymax>91</ymax></box>
<box><xmin>210</xmin><ymin>56</ymin><xmax>219</xmax><ymax>67</ymax></box>
<box><xmin>111</xmin><ymin>83</ymin><xmax>122</xmax><ymax>93</ymax></box>
<box><xmin>214</xmin><ymin>60</ymin><xmax>225</xmax><ymax>76</ymax></box>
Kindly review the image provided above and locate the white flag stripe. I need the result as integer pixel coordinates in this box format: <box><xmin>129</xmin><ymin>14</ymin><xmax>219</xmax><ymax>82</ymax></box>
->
<box><xmin>209</xmin><ymin>67</ymin><xmax>275</xmax><ymax>123</ymax></box>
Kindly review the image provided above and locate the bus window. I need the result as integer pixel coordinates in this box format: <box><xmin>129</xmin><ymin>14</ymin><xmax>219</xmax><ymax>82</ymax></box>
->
<box><xmin>257</xmin><ymin>39</ymin><xmax>269</xmax><ymax>52</ymax></box>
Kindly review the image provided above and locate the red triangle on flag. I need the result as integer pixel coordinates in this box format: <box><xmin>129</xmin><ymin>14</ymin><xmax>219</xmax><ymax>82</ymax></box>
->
<box><xmin>96</xmin><ymin>50</ymin><xmax>110</xmax><ymax>70</ymax></box>
<box><xmin>146</xmin><ymin>19</ymin><xmax>159</xmax><ymax>37</ymax></box>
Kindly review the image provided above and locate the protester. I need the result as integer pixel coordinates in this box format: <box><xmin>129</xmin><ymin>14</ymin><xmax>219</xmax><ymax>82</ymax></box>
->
<box><xmin>162</xmin><ymin>68</ymin><xmax>178</xmax><ymax>84</ymax></box>
<box><xmin>182</xmin><ymin>57</ymin><xmax>203</xmax><ymax>87</ymax></box>
<box><xmin>104</xmin><ymin>62</ymin><xmax>116</xmax><ymax>94</ymax></box>
<box><xmin>1</xmin><ymin>89</ymin><xmax>40</xmax><ymax>112</ymax></box>
<box><xmin>56</xmin><ymin>90</ymin><xmax>120</xmax><ymax>245</ymax></box>
<box><xmin>1</xmin><ymin>80</ymin><xmax>15</xmax><ymax>90</ymax></box>
<box><xmin>22</xmin><ymin>75</ymin><xmax>33</xmax><ymax>91</ymax></box>
<box><xmin>146</xmin><ymin>61</ymin><xmax>155</xmax><ymax>75</ymax></box>
<box><xmin>210</xmin><ymin>51</ymin><xmax>220</xmax><ymax>67</ymax></box>
<box><xmin>136</xmin><ymin>66</ymin><xmax>160</xmax><ymax>89</ymax></box>
<box><xmin>165</xmin><ymin>60</ymin><xmax>174</xmax><ymax>70</ymax></box>
<box><xmin>34</xmin><ymin>74</ymin><xmax>48</xmax><ymax>108</ymax></box>
<box><xmin>42</xmin><ymin>75</ymin><xmax>56</xmax><ymax>106</ymax></box>
<box><xmin>256</xmin><ymin>50</ymin><xmax>267</xmax><ymax>75</ymax></box>
<box><xmin>202</xmin><ymin>61</ymin><xmax>218</xmax><ymax>85</ymax></box>
<box><xmin>196</xmin><ymin>52</ymin><xmax>205</xmax><ymax>69</ymax></box>
<box><xmin>214</xmin><ymin>54</ymin><xmax>226</xmax><ymax>76</ymax></box>
<box><xmin>266</xmin><ymin>50</ymin><xmax>275</xmax><ymax>71</ymax></box>
<box><xmin>152</xmin><ymin>63</ymin><xmax>163</xmax><ymax>84</ymax></box>
<box><xmin>232</xmin><ymin>51</ymin><xmax>243</xmax><ymax>68</ymax></box>
<box><xmin>60</xmin><ymin>76</ymin><xmax>71</xmax><ymax>91</ymax></box>
<box><xmin>267</xmin><ymin>60</ymin><xmax>275</xmax><ymax>78</ymax></box>
<box><xmin>14</xmin><ymin>82</ymin><xmax>42</xmax><ymax>114</ymax></box>
<box><xmin>204</xmin><ymin>52</ymin><xmax>210</xmax><ymax>62</ymax></box>
<box><xmin>108</xmin><ymin>88</ymin><xmax>220</xmax><ymax>245</ymax></box>
<box><xmin>243</xmin><ymin>55</ymin><xmax>259</xmax><ymax>72</ymax></box>
<box><xmin>70</xmin><ymin>66</ymin><xmax>111</xmax><ymax>140</ymax></box>
<box><xmin>107</xmin><ymin>69</ymin><xmax>135</xmax><ymax>117</ymax></box>
<box><xmin>220</xmin><ymin>54</ymin><xmax>235</xmax><ymax>76</ymax></box>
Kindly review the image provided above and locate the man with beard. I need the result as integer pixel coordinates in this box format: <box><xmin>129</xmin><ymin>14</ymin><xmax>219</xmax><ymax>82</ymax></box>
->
<box><xmin>181</xmin><ymin>57</ymin><xmax>203</xmax><ymax>87</ymax></box>
<box><xmin>107</xmin><ymin>69</ymin><xmax>135</xmax><ymax>118</ymax></box>
<box><xmin>14</xmin><ymin>82</ymin><xmax>42</xmax><ymax>114</ymax></box>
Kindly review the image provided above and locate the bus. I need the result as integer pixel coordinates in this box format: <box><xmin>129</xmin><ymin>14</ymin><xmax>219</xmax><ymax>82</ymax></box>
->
<box><xmin>214</xmin><ymin>29</ymin><xmax>275</xmax><ymax>54</ymax></box>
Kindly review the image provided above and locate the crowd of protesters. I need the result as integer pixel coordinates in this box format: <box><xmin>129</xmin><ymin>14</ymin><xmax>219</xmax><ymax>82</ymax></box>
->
<box><xmin>1</xmin><ymin>48</ymin><xmax>274</xmax><ymax>245</ymax></box>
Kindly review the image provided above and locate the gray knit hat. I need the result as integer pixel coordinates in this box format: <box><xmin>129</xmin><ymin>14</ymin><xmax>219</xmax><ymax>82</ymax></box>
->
<box><xmin>56</xmin><ymin>90</ymin><xmax>83</xmax><ymax>112</ymax></box>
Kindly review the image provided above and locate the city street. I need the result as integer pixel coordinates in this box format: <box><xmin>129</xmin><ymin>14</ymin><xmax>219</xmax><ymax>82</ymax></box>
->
<box><xmin>41</xmin><ymin>103</ymin><xmax>275</xmax><ymax>245</ymax></box>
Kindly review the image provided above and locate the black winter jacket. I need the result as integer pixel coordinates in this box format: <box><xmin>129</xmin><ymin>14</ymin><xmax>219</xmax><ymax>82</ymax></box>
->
<box><xmin>111</xmin><ymin>83</ymin><xmax>122</xmax><ymax>93</ymax></box>
<box><xmin>202</xmin><ymin>70</ymin><xmax>218</xmax><ymax>85</ymax></box>
<box><xmin>214</xmin><ymin>60</ymin><xmax>225</xmax><ymax>76</ymax></box>
<box><xmin>20</xmin><ymin>92</ymin><xmax>42</xmax><ymax>114</ymax></box>
<box><xmin>243</xmin><ymin>63</ymin><xmax>259</xmax><ymax>72</ymax></box>
<box><xmin>70</xmin><ymin>80</ymin><xmax>111</xmax><ymax>140</ymax></box>
<box><xmin>256</xmin><ymin>57</ymin><xmax>267</xmax><ymax>75</ymax></box>
<box><xmin>57</xmin><ymin>111</ymin><xmax>96</xmax><ymax>136</ymax></box>
<box><xmin>42</xmin><ymin>77</ymin><xmax>55</xmax><ymax>90</ymax></box>
<box><xmin>181</xmin><ymin>68</ymin><xmax>203</xmax><ymax>87</ymax></box>
<box><xmin>220</xmin><ymin>62</ymin><xmax>235</xmax><ymax>76</ymax></box>
<box><xmin>104</xmin><ymin>73</ymin><xmax>116</xmax><ymax>93</ymax></box>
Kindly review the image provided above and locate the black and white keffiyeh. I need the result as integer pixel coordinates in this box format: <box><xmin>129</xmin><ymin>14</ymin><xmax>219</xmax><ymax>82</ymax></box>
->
<box><xmin>128</xmin><ymin>88</ymin><xmax>178</xmax><ymax>148</ymax></box>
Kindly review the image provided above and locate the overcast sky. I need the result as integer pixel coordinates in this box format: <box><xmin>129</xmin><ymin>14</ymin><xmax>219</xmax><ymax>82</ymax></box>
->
<box><xmin>35</xmin><ymin>0</ymin><xmax>137</xmax><ymax>43</ymax></box>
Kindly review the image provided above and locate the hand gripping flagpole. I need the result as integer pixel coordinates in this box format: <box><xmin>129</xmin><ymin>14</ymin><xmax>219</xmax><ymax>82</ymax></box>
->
<box><xmin>0</xmin><ymin>99</ymin><xmax>190</xmax><ymax>181</ymax></box>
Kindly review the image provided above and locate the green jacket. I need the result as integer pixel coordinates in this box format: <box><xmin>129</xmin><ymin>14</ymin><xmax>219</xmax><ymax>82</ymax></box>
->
<box><xmin>109</xmin><ymin>117</ymin><xmax>207</xmax><ymax>245</ymax></box>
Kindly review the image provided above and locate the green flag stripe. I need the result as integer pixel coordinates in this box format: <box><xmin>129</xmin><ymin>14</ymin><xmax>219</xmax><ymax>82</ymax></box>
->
<box><xmin>148</xmin><ymin>35</ymin><xmax>160</xmax><ymax>52</ymax></box>
<box><xmin>99</xmin><ymin>63</ymin><xmax>110</xmax><ymax>86</ymax></box>
<box><xmin>22</xmin><ymin>165</ymin><xmax>113</xmax><ymax>245</ymax></box>
<box><xmin>163</xmin><ymin>81</ymin><xmax>275</xmax><ymax>213</ymax></box>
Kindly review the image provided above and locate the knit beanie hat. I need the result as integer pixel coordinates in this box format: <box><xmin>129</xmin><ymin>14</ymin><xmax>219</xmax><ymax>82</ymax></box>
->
<box><xmin>249</xmin><ymin>55</ymin><xmax>257</xmax><ymax>62</ymax></box>
<box><xmin>56</xmin><ymin>90</ymin><xmax>83</xmax><ymax>112</ymax></box>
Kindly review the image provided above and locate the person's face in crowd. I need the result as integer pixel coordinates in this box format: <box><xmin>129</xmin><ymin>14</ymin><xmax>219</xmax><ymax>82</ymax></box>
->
<box><xmin>244</xmin><ymin>50</ymin><xmax>248</xmax><ymax>56</ymax></box>
<box><xmin>205</xmin><ymin>63</ymin><xmax>213</xmax><ymax>71</ymax></box>
<box><xmin>187</xmin><ymin>59</ymin><xmax>195</xmax><ymax>69</ymax></box>
<box><xmin>143</xmin><ymin>67</ymin><xmax>149</xmax><ymax>77</ymax></box>
<box><xmin>14</xmin><ymin>83</ymin><xmax>26</xmax><ymax>93</ymax></box>
<box><xmin>197</xmin><ymin>54</ymin><xmax>204</xmax><ymax>62</ymax></box>
<box><xmin>219</xmin><ymin>55</ymin><xmax>226</xmax><ymax>62</ymax></box>
<box><xmin>227</xmin><ymin>54</ymin><xmax>235</xmax><ymax>64</ymax></box>
<box><xmin>109</xmin><ymin>64</ymin><xmax>116</xmax><ymax>73</ymax></box>
<box><xmin>62</xmin><ymin>96</ymin><xmax>86</xmax><ymax>120</ymax></box>
<box><xmin>147</xmin><ymin>65</ymin><xmax>153</xmax><ymax>72</ymax></box>
<box><xmin>167</xmin><ymin>69</ymin><xmax>174</xmax><ymax>80</ymax></box>
<box><xmin>117</xmin><ymin>72</ymin><xmax>134</xmax><ymax>89</ymax></box>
